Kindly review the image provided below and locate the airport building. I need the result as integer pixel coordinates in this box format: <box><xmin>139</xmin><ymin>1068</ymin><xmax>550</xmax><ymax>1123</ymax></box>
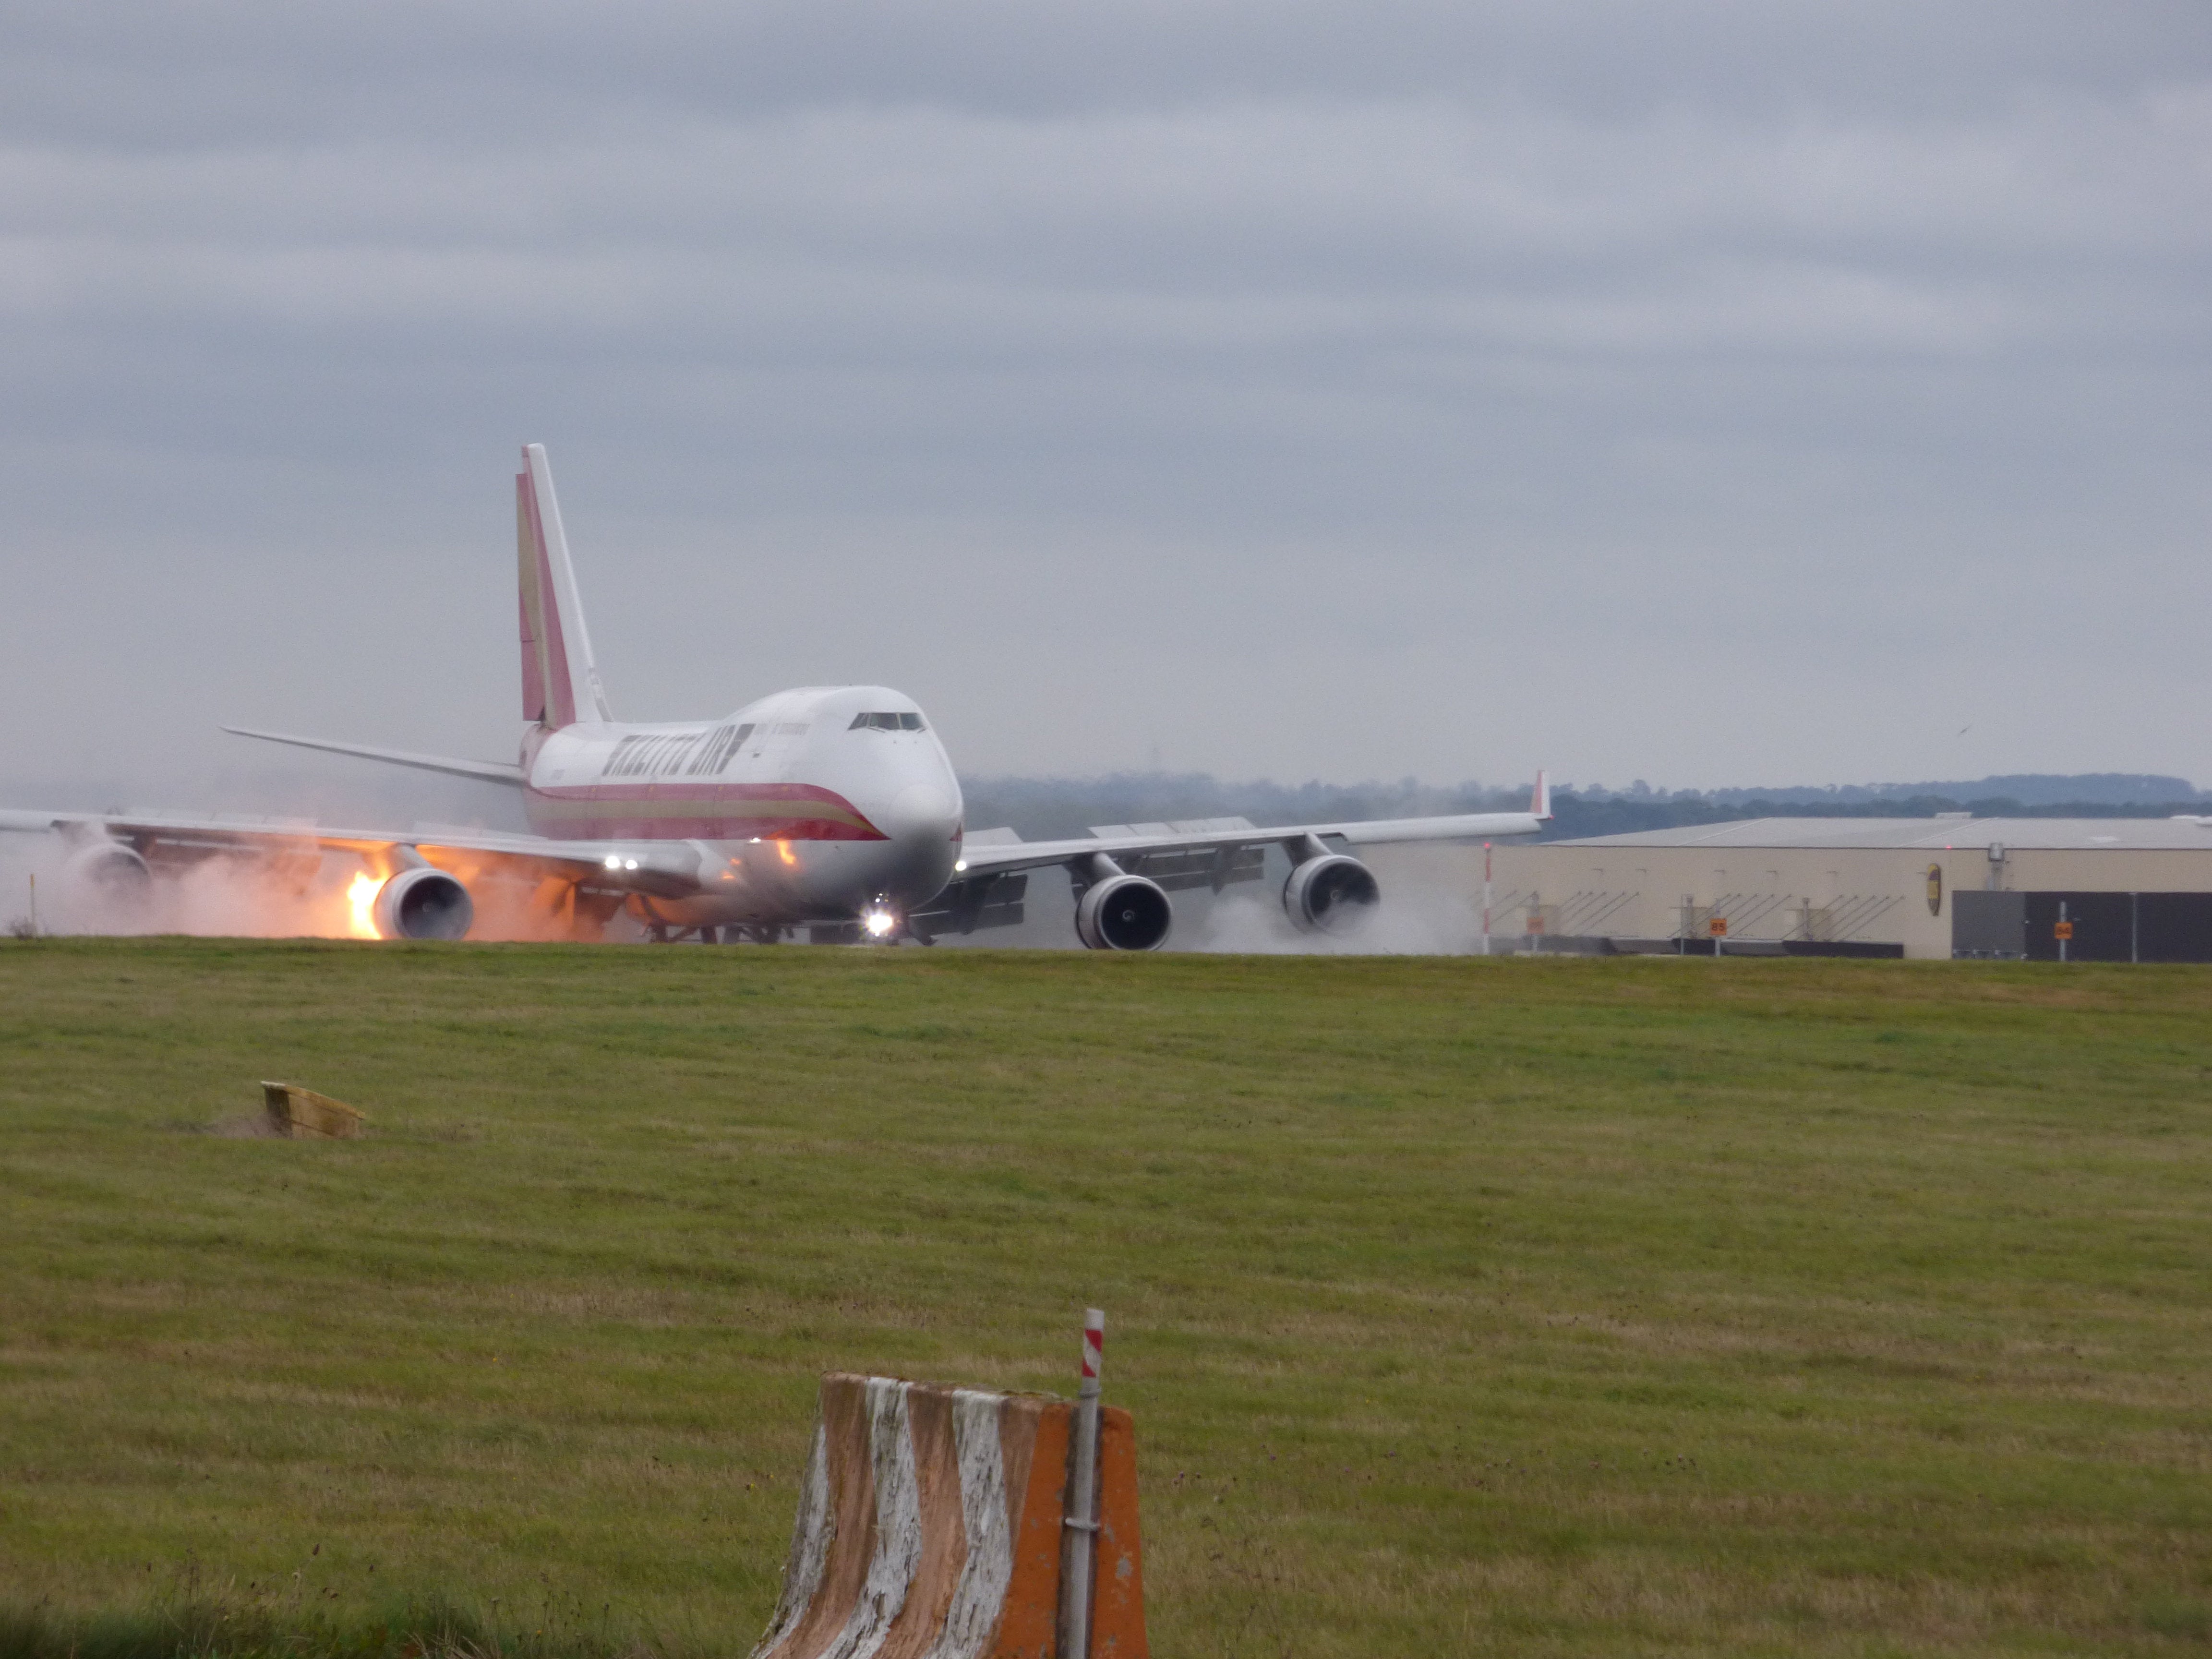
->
<box><xmin>1477</xmin><ymin>816</ymin><xmax>2212</xmax><ymax>960</ymax></box>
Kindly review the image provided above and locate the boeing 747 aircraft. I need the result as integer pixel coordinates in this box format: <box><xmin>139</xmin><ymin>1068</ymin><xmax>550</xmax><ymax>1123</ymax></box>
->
<box><xmin>1</xmin><ymin>446</ymin><xmax>1550</xmax><ymax>947</ymax></box>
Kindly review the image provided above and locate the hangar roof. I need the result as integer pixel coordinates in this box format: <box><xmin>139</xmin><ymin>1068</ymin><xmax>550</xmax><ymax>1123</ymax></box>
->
<box><xmin>1554</xmin><ymin>817</ymin><xmax>2212</xmax><ymax>852</ymax></box>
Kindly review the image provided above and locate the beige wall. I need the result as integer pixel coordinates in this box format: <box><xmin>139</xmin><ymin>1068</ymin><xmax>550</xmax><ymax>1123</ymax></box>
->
<box><xmin>1475</xmin><ymin>842</ymin><xmax>2212</xmax><ymax>960</ymax></box>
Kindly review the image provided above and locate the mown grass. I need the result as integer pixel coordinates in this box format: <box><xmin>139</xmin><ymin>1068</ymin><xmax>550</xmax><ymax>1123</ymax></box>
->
<box><xmin>0</xmin><ymin>938</ymin><xmax>2208</xmax><ymax>1657</ymax></box>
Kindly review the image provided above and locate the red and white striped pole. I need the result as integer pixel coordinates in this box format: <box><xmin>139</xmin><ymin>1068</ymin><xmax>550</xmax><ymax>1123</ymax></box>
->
<box><xmin>1062</xmin><ymin>1308</ymin><xmax>1105</xmax><ymax>1659</ymax></box>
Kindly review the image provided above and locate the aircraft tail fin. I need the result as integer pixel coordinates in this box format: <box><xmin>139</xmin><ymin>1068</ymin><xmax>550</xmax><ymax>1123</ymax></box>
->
<box><xmin>1530</xmin><ymin>769</ymin><xmax>1551</xmax><ymax>820</ymax></box>
<box><xmin>517</xmin><ymin>444</ymin><xmax>611</xmax><ymax>729</ymax></box>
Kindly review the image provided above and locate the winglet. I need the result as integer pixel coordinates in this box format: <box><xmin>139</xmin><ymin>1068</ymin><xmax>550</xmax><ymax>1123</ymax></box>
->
<box><xmin>1530</xmin><ymin>769</ymin><xmax>1552</xmax><ymax>820</ymax></box>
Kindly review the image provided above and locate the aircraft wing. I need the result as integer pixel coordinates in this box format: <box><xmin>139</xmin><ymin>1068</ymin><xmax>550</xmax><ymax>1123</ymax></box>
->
<box><xmin>0</xmin><ymin>808</ymin><xmax>709</xmax><ymax>899</ymax></box>
<box><xmin>951</xmin><ymin>774</ymin><xmax>1553</xmax><ymax>882</ymax></box>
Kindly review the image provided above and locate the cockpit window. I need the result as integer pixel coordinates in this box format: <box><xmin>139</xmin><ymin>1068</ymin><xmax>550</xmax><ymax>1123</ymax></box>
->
<box><xmin>849</xmin><ymin>712</ymin><xmax>926</xmax><ymax>732</ymax></box>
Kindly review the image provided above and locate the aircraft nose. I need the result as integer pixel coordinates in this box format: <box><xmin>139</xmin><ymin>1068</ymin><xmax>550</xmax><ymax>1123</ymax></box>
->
<box><xmin>885</xmin><ymin>782</ymin><xmax>957</xmax><ymax>846</ymax></box>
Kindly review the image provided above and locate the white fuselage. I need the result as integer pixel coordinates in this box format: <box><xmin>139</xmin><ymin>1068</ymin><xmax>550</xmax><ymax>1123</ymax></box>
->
<box><xmin>521</xmin><ymin>684</ymin><xmax>964</xmax><ymax>927</ymax></box>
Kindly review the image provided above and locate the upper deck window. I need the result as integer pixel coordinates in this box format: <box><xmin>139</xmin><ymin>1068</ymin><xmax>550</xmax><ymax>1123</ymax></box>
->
<box><xmin>849</xmin><ymin>712</ymin><xmax>925</xmax><ymax>732</ymax></box>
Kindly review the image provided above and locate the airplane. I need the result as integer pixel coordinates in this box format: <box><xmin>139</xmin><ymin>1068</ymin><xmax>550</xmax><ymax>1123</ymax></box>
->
<box><xmin>0</xmin><ymin>445</ymin><xmax>1552</xmax><ymax>948</ymax></box>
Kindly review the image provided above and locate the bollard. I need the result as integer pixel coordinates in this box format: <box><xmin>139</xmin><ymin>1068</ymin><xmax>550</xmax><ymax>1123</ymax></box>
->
<box><xmin>750</xmin><ymin>1319</ymin><xmax>1147</xmax><ymax>1659</ymax></box>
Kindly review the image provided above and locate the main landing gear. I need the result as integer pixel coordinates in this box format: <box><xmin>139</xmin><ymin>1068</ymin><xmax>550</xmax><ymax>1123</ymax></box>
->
<box><xmin>640</xmin><ymin>918</ymin><xmax>916</xmax><ymax>947</ymax></box>
<box><xmin>644</xmin><ymin>923</ymin><xmax>786</xmax><ymax>944</ymax></box>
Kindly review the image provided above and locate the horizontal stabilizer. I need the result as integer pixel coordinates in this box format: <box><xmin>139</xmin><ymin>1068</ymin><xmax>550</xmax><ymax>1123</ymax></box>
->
<box><xmin>222</xmin><ymin>726</ymin><xmax>525</xmax><ymax>786</ymax></box>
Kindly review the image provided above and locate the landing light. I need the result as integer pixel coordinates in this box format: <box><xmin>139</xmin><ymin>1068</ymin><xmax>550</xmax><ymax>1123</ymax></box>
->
<box><xmin>602</xmin><ymin>854</ymin><xmax>621</xmax><ymax>870</ymax></box>
<box><xmin>625</xmin><ymin>858</ymin><xmax>639</xmax><ymax>871</ymax></box>
<box><xmin>954</xmin><ymin>859</ymin><xmax>967</xmax><ymax>872</ymax></box>
<box><xmin>862</xmin><ymin>907</ymin><xmax>898</xmax><ymax>939</ymax></box>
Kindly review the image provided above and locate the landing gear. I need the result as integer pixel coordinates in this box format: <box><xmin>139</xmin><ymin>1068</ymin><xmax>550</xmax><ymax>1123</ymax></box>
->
<box><xmin>801</xmin><ymin>918</ymin><xmax>919</xmax><ymax>946</ymax></box>
<box><xmin>533</xmin><ymin>878</ymin><xmax>626</xmax><ymax>942</ymax></box>
<box><xmin>637</xmin><ymin>919</ymin><xmax>913</xmax><ymax>947</ymax></box>
<box><xmin>647</xmin><ymin>922</ymin><xmax>774</xmax><ymax>944</ymax></box>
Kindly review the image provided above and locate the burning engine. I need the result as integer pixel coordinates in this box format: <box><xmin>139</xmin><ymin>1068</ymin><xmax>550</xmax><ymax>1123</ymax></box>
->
<box><xmin>1282</xmin><ymin>853</ymin><xmax>1380</xmax><ymax>934</ymax></box>
<box><xmin>369</xmin><ymin>866</ymin><xmax>474</xmax><ymax>940</ymax></box>
<box><xmin>1075</xmin><ymin>869</ymin><xmax>1173</xmax><ymax>951</ymax></box>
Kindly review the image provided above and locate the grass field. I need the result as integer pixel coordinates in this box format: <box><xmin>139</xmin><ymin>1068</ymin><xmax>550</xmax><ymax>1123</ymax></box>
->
<box><xmin>1</xmin><ymin>938</ymin><xmax>2208</xmax><ymax>1658</ymax></box>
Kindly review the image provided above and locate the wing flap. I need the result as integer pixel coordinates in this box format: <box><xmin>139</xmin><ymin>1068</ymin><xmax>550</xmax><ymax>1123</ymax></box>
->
<box><xmin>954</xmin><ymin>806</ymin><xmax>1547</xmax><ymax>880</ymax></box>
<box><xmin>910</xmin><ymin>871</ymin><xmax>1029</xmax><ymax>940</ymax></box>
<box><xmin>1112</xmin><ymin>842</ymin><xmax>1266</xmax><ymax>893</ymax></box>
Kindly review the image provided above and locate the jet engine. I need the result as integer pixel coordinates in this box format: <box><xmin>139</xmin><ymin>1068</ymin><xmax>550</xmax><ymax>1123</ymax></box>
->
<box><xmin>63</xmin><ymin>842</ymin><xmax>153</xmax><ymax>906</ymax></box>
<box><xmin>371</xmin><ymin>866</ymin><xmax>474</xmax><ymax>940</ymax></box>
<box><xmin>1075</xmin><ymin>872</ymin><xmax>1173</xmax><ymax>951</ymax></box>
<box><xmin>1283</xmin><ymin>853</ymin><xmax>1380</xmax><ymax>934</ymax></box>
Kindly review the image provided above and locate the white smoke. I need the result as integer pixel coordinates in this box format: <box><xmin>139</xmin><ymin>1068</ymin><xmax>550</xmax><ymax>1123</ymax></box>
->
<box><xmin>0</xmin><ymin>831</ymin><xmax>638</xmax><ymax>943</ymax></box>
<box><xmin>0</xmin><ymin>831</ymin><xmax>357</xmax><ymax>939</ymax></box>
<box><xmin>1172</xmin><ymin>880</ymin><xmax>1481</xmax><ymax>955</ymax></box>
<box><xmin>0</xmin><ymin>822</ymin><xmax>1496</xmax><ymax>955</ymax></box>
<box><xmin>936</xmin><ymin>841</ymin><xmax>1499</xmax><ymax>955</ymax></box>
<box><xmin>0</xmin><ymin>834</ymin><xmax>84</xmax><ymax>937</ymax></box>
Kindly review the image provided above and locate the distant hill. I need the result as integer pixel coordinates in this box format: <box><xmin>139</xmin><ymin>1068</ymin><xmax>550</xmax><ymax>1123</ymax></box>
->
<box><xmin>1686</xmin><ymin>774</ymin><xmax>2200</xmax><ymax>809</ymax></box>
<box><xmin>957</xmin><ymin>771</ymin><xmax>2212</xmax><ymax>843</ymax></box>
<box><xmin>957</xmin><ymin>772</ymin><xmax>1533</xmax><ymax>842</ymax></box>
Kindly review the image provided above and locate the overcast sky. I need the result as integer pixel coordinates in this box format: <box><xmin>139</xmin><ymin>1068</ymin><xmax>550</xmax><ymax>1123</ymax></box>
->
<box><xmin>3</xmin><ymin>0</ymin><xmax>2209</xmax><ymax>808</ymax></box>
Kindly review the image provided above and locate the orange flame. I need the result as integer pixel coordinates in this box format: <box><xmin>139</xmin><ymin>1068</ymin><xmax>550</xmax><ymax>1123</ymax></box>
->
<box><xmin>346</xmin><ymin>871</ymin><xmax>382</xmax><ymax>939</ymax></box>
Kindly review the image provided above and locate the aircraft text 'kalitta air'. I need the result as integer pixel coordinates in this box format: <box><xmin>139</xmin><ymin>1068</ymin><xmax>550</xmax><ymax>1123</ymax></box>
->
<box><xmin>0</xmin><ymin>446</ymin><xmax>1551</xmax><ymax>946</ymax></box>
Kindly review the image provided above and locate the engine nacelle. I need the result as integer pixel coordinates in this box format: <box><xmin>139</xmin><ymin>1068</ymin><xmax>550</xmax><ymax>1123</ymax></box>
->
<box><xmin>371</xmin><ymin>866</ymin><xmax>474</xmax><ymax>941</ymax></box>
<box><xmin>63</xmin><ymin>842</ymin><xmax>152</xmax><ymax>904</ymax></box>
<box><xmin>1075</xmin><ymin>873</ymin><xmax>1173</xmax><ymax>951</ymax></box>
<box><xmin>1283</xmin><ymin>853</ymin><xmax>1380</xmax><ymax>934</ymax></box>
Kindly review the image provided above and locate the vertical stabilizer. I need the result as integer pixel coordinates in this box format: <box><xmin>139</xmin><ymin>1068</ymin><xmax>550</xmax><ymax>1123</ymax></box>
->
<box><xmin>517</xmin><ymin>444</ymin><xmax>612</xmax><ymax>728</ymax></box>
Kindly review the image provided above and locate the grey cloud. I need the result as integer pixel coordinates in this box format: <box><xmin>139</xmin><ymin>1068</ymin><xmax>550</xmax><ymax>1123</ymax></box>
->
<box><xmin>0</xmin><ymin>0</ymin><xmax>2208</xmax><ymax>796</ymax></box>
<box><xmin>7</xmin><ymin>2</ymin><xmax>2205</xmax><ymax>137</ymax></box>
